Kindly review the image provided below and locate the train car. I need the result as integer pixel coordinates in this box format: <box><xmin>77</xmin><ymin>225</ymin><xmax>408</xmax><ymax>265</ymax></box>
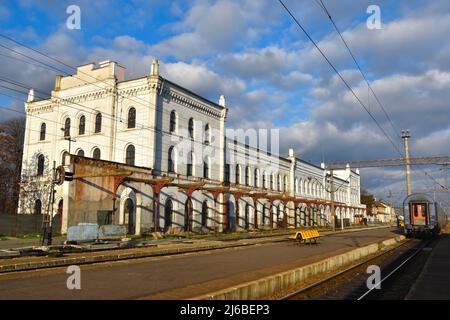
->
<box><xmin>402</xmin><ymin>193</ymin><xmax>448</xmax><ymax>237</ymax></box>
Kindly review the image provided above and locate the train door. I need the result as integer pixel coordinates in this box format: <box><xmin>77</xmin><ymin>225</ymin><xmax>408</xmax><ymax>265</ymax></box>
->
<box><xmin>410</xmin><ymin>202</ymin><xmax>427</xmax><ymax>225</ymax></box>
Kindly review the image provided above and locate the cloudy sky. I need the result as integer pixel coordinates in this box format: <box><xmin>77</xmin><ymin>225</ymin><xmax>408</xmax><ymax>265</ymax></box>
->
<box><xmin>1</xmin><ymin>0</ymin><xmax>449</xmax><ymax>205</ymax></box>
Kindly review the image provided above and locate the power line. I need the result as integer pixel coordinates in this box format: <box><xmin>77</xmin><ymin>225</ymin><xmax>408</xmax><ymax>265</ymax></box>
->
<box><xmin>282</xmin><ymin>0</ymin><xmax>446</xmax><ymax>194</ymax></box>
<box><xmin>315</xmin><ymin>0</ymin><xmax>402</xmax><ymax>144</ymax></box>
<box><xmin>277</xmin><ymin>0</ymin><xmax>403</xmax><ymax>157</ymax></box>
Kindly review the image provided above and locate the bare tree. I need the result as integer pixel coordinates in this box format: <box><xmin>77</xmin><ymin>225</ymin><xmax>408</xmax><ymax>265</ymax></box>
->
<box><xmin>0</xmin><ymin>117</ymin><xmax>25</xmax><ymax>214</ymax></box>
<box><xmin>19</xmin><ymin>152</ymin><xmax>53</xmax><ymax>215</ymax></box>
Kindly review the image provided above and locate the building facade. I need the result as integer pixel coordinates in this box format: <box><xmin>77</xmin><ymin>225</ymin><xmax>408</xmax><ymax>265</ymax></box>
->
<box><xmin>18</xmin><ymin>59</ymin><xmax>366</xmax><ymax>234</ymax></box>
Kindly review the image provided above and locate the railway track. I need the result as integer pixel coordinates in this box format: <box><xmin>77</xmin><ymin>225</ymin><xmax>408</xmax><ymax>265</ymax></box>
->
<box><xmin>280</xmin><ymin>236</ymin><xmax>438</xmax><ymax>300</ymax></box>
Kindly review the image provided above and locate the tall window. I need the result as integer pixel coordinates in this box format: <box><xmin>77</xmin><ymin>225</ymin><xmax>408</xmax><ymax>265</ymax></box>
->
<box><xmin>224</xmin><ymin>164</ymin><xmax>230</xmax><ymax>184</ymax></box>
<box><xmin>39</xmin><ymin>123</ymin><xmax>46</xmax><ymax>141</ymax></box>
<box><xmin>79</xmin><ymin>115</ymin><xmax>85</xmax><ymax>135</ymax></box>
<box><xmin>262</xmin><ymin>172</ymin><xmax>267</xmax><ymax>189</ymax></box>
<box><xmin>245</xmin><ymin>166</ymin><xmax>250</xmax><ymax>186</ymax></box>
<box><xmin>93</xmin><ymin>148</ymin><xmax>101</xmax><ymax>160</ymax></box>
<box><xmin>270</xmin><ymin>174</ymin><xmax>274</xmax><ymax>190</ymax></box>
<box><xmin>62</xmin><ymin>151</ymin><xmax>69</xmax><ymax>165</ymax></box>
<box><xmin>235</xmin><ymin>165</ymin><xmax>240</xmax><ymax>184</ymax></box>
<box><xmin>201</xmin><ymin>201</ymin><xmax>208</xmax><ymax>228</ymax></box>
<box><xmin>284</xmin><ymin>175</ymin><xmax>288</xmax><ymax>192</ymax></box>
<box><xmin>34</xmin><ymin>199</ymin><xmax>42</xmax><ymax>215</ymax></box>
<box><xmin>204</xmin><ymin>124</ymin><xmax>210</xmax><ymax>144</ymax></box>
<box><xmin>125</xmin><ymin>145</ymin><xmax>135</xmax><ymax>166</ymax></box>
<box><xmin>278</xmin><ymin>174</ymin><xmax>282</xmax><ymax>191</ymax></box>
<box><xmin>203</xmin><ymin>158</ymin><xmax>209</xmax><ymax>179</ymax></box>
<box><xmin>254</xmin><ymin>168</ymin><xmax>259</xmax><ymax>187</ymax></box>
<box><xmin>188</xmin><ymin>118</ymin><xmax>194</xmax><ymax>139</ymax></box>
<box><xmin>94</xmin><ymin>113</ymin><xmax>102</xmax><ymax>133</ymax></box>
<box><xmin>128</xmin><ymin>107</ymin><xmax>136</xmax><ymax>128</ymax></box>
<box><xmin>169</xmin><ymin>111</ymin><xmax>176</xmax><ymax>133</ymax></box>
<box><xmin>37</xmin><ymin>154</ymin><xmax>45</xmax><ymax>176</ymax></box>
<box><xmin>64</xmin><ymin>118</ymin><xmax>71</xmax><ymax>137</ymax></box>
<box><xmin>168</xmin><ymin>146</ymin><xmax>175</xmax><ymax>173</ymax></box>
<box><xmin>187</xmin><ymin>151</ymin><xmax>193</xmax><ymax>176</ymax></box>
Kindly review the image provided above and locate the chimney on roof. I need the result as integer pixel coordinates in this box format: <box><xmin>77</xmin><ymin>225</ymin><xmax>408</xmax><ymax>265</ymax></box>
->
<box><xmin>27</xmin><ymin>89</ymin><xmax>34</xmax><ymax>102</ymax></box>
<box><xmin>219</xmin><ymin>95</ymin><xmax>226</xmax><ymax>107</ymax></box>
<box><xmin>151</xmin><ymin>58</ymin><xmax>159</xmax><ymax>76</ymax></box>
<box><xmin>54</xmin><ymin>75</ymin><xmax>62</xmax><ymax>91</ymax></box>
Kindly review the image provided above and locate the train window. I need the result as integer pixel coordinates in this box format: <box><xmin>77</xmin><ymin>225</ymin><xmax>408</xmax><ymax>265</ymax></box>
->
<box><xmin>413</xmin><ymin>205</ymin><xmax>418</xmax><ymax>217</ymax></box>
<box><xmin>412</xmin><ymin>203</ymin><xmax>427</xmax><ymax>218</ymax></box>
<box><xmin>421</xmin><ymin>204</ymin><xmax>427</xmax><ymax>217</ymax></box>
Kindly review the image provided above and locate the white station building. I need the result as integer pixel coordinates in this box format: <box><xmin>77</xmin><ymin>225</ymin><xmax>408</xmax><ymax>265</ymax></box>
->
<box><xmin>18</xmin><ymin>59</ymin><xmax>366</xmax><ymax>235</ymax></box>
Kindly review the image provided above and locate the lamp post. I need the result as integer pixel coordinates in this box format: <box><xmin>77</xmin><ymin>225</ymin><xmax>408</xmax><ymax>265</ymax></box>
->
<box><xmin>60</xmin><ymin>128</ymin><xmax>76</xmax><ymax>155</ymax></box>
<box><xmin>401</xmin><ymin>129</ymin><xmax>411</xmax><ymax>196</ymax></box>
<box><xmin>308</xmin><ymin>172</ymin><xmax>349</xmax><ymax>232</ymax></box>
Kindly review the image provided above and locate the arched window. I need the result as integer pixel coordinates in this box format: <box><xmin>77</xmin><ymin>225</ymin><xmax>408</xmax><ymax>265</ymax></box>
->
<box><xmin>169</xmin><ymin>111</ymin><xmax>176</xmax><ymax>133</ymax></box>
<box><xmin>125</xmin><ymin>144</ymin><xmax>135</xmax><ymax>166</ymax></box>
<box><xmin>39</xmin><ymin>123</ymin><xmax>46</xmax><ymax>141</ymax></box>
<box><xmin>164</xmin><ymin>199</ymin><xmax>173</xmax><ymax>232</ymax></box>
<box><xmin>168</xmin><ymin>146</ymin><xmax>175</xmax><ymax>173</ymax></box>
<box><xmin>270</xmin><ymin>174</ymin><xmax>274</xmax><ymax>190</ymax></box>
<box><xmin>76</xmin><ymin>149</ymin><xmax>84</xmax><ymax>157</ymax></box>
<box><xmin>94</xmin><ymin>113</ymin><xmax>102</xmax><ymax>133</ymax></box>
<box><xmin>235</xmin><ymin>165</ymin><xmax>240</xmax><ymax>184</ymax></box>
<box><xmin>79</xmin><ymin>115</ymin><xmax>85</xmax><ymax>135</ymax></box>
<box><xmin>245</xmin><ymin>166</ymin><xmax>250</xmax><ymax>186</ymax></box>
<box><xmin>34</xmin><ymin>199</ymin><xmax>42</xmax><ymax>215</ymax></box>
<box><xmin>128</xmin><ymin>107</ymin><xmax>136</xmax><ymax>129</ymax></box>
<box><xmin>278</xmin><ymin>174</ymin><xmax>282</xmax><ymax>191</ymax></box>
<box><xmin>203</xmin><ymin>157</ymin><xmax>209</xmax><ymax>179</ymax></box>
<box><xmin>201</xmin><ymin>201</ymin><xmax>208</xmax><ymax>228</ymax></box>
<box><xmin>204</xmin><ymin>124</ymin><xmax>210</xmax><ymax>144</ymax></box>
<box><xmin>295</xmin><ymin>178</ymin><xmax>299</xmax><ymax>194</ymax></box>
<box><xmin>61</xmin><ymin>151</ymin><xmax>69</xmax><ymax>165</ymax></box>
<box><xmin>64</xmin><ymin>118</ymin><xmax>71</xmax><ymax>137</ymax></box>
<box><xmin>93</xmin><ymin>148</ymin><xmax>101</xmax><ymax>160</ymax></box>
<box><xmin>37</xmin><ymin>154</ymin><xmax>45</xmax><ymax>176</ymax></box>
<box><xmin>188</xmin><ymin>118</ymin><xmax>194</xmax><ymax>139</ymax></box>
<box><xmin>284</xmin><ymin>175</ymin><xmax>288</xmax><ymax>192</ymax></box>
<box><xmin>262</xmin><ymin>171</ymin><xmax>267</xmax><ymax>189</ymax></box>
<box><xmin>254</xmin><ymin>168</ymin><xmax>259</xmax><ymax>187</ymax></box>
<box><xmin>187</xmin><ymin>151</ymin><xmax>193</xmax><ymax>176</ymax></box>
<box><xmin>245</xmin><ymin>204</ymin><xmax>250</xmax><ymax>229</ymax></box>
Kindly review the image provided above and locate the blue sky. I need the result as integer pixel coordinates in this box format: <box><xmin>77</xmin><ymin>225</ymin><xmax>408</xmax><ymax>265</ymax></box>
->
<box><xmin>1</xmin><ymin>0</ymin><xmax>450</xmax><ymax>205</ymax></box>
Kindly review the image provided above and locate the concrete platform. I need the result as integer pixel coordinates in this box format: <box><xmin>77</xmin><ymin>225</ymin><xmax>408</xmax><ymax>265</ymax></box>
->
<box><xmin>0</xmin><ymin>227</ymin><xmax>401</xmax><ymax>300</ymax></box>
<box><xmin>407</xmin><ymin>233</ymin><xmax>450</xmax><ymax>300</ymax></box>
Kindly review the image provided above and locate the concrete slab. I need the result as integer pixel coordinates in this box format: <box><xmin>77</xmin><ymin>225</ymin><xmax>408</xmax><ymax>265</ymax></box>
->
<box><xmin>0</xmin><ymin>227</ymin><xmax>402</xmax><ymax>300</ymax></box>
<box><xmin>407</xmin><ymin>233</ymin><xmax>450</xmax><ymax>299</ymax></box>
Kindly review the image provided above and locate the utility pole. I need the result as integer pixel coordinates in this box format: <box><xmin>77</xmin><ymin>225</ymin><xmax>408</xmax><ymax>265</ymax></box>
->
<box><xmin>330</xmin><ymin>170</ymin><xmax>335</xmax><ymax>232</ymax></box>
<box><xmin>401</xmin><ymin>129</ymin><xmax>412</xmax><ymax>196</ymax></box>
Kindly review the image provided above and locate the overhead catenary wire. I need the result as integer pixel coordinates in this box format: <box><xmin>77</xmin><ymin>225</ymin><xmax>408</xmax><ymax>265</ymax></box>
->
<box><xmin>314</xmin><ymin>0</ymin><xmax>447</xmax><ymax>191</ymax></box>
<box><xmin>277</xmin><ymin>0</ymin><xmax>403</xmax><ymax>157</ymax></box>
<box><xmin>315</xmin><ymin>0</ymin><xmax>401</xmax><ymax>141</ymax></box>
<box><xmin>0</xmin><ymin>37</ymin><xmax>232</xmax><ymax>158</ymax></box>
<box><xmin>281</xmin><ymin>0</ymin><xmax>448</xmax><ymax>192</ymax></box>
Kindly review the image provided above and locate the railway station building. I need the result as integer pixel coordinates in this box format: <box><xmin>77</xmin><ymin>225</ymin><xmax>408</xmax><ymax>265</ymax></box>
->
<box><xmin>18</xmin><ymin>59</ymin><xmax>367</xmax><ymax>235</ymax></box>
